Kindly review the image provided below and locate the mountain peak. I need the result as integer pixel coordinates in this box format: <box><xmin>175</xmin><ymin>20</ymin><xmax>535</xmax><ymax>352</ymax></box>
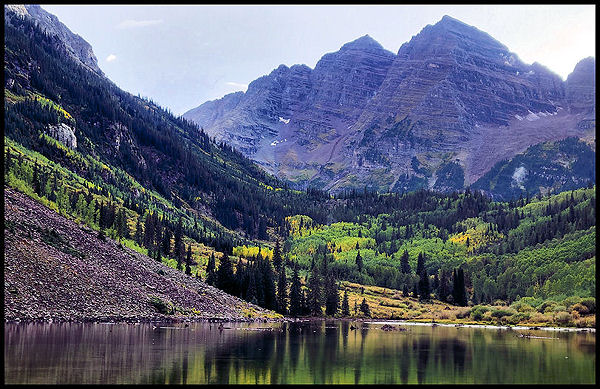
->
<box><xmin>340</xmin><ymin>34</ymin><xmax>385</xmax><ymax>52</ymax></box>
<box><xmin>5</xmin><ymin>4</ymin><xmax>103</xmax><ymax>76</ymax></box>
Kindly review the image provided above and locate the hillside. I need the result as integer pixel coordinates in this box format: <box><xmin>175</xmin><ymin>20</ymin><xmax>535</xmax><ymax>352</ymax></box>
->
<box><xmin>4</xmin><ymin>188</ymin><xmax>276</xmax><ymax>322</ymax></box>
<box><xmin>3</xmin><ymin>6</ymin><xmax>328</xmax><ymax>249</ymax></box>
<box><xmin>184</xmin><ymin>16</ymin><xmax>595</xmax><ymax>196</ymax></box>
<box><xmin>472</xmin><ymin>137</ymin><xmax>595</xmax><ymax>200</ymax></box>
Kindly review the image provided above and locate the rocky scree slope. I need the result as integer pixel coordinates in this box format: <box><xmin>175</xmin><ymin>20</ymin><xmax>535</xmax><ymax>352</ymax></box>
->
<box><xmin>184</xmin><ymin>16</ymin><xmax>595</xmax><ymax>197</ymax></box>
<box><xmin>4</xmin><ymin>188</ymin><xmax>275</xmax><ymax>322</ymax></box>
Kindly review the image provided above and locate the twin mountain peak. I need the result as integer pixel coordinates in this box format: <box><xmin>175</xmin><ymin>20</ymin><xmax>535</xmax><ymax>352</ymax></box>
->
<box><xmin>183</xmin><ymin>15</ymin><xmax>595</xmax><ymax>195</ymax></box>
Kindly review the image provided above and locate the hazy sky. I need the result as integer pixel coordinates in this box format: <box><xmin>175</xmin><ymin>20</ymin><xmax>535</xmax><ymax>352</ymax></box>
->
<box><xmin>42</xmin><ymin>5</ymin><xmax>595</xmax><ymax>115</ymax></box>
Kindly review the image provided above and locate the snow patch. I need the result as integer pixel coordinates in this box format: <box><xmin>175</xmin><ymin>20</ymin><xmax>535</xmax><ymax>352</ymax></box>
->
<box><xmin>525</xmin><ymin>111</ymin><xmax>540</xmax><ymax>121</ymax></box>
<box><xmin>270</xmin><ymin>138</ymin><xmax>288</xmax><ymax>146</ymax></box>
<box><xmin>279</xmin><ymin>117</ymin><xmax>290</xmax><ymax>124</ymax></box>
<box><xmin>512</xmin><ymin>166</ymin><xmax>527</xmax><ymax>190</ymax></box>
<box><xmin>514</xmin><ymin>114</ymin><xmax>523</xmax><ymax>121</ymax></box>
<box><xmin>427</xmin><ymin>63</ymin><xmax>439</xmax><ymax>68</ymax></box>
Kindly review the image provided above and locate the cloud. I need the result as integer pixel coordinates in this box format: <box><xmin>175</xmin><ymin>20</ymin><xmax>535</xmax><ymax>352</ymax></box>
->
<box><xmin>117</xmin><ymin>19</ymin><xmax>163</xmax><ymax>29</ymax></box>
<box><xmin>106</xmin><ymin>54</ymin><xmax>117</xmax><ymax>62</ymax></box>
<box><xmin>225</xmin><ymin>82</ymin><xmax>248</xmax><ymax>91</ymax></box>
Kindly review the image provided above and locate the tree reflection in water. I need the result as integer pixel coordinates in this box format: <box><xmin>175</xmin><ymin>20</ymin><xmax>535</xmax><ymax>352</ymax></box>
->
<box><xmin>4</xmin><ymin>321</ymin><xmax>595</xmax><ymax>384</ymax></box>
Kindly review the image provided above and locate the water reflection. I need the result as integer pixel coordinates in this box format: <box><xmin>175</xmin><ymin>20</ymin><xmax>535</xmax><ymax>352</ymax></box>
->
<box><xmin>4</xmin><ymin>321</ymin><xmax>595</xmax><ymax>384</ymax></box>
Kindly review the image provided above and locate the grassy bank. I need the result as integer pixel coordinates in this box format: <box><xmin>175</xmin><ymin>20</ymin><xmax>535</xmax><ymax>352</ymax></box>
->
<box><xmin>338</xmin><ymin>282</ymin><xmax>595</xmax><ymax>328</ymax></box>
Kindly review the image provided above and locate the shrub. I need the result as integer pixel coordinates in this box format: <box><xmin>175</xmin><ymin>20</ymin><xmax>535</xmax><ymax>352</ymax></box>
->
<box><xmin>150</xmin><ymin>296</ymin><xmax>174</xmax><ymax>315</ymax></box>
<box><xmin>571</xmin><ymin>303</ymin><xmax>589</xmax><ymax>315</ymax></box>
<box><xmin>455</xmin><ymin>308</ymin><xmax>471</xmax><ymax>319</ymax></box>
<box><xmin>510</xmin><ymin>301</ymin><xmax>535</xmax><ymax>313</ymax></box>
<box><xmin>528</xmin><ymin>312</ymin><xmax>551</xmax><ymax>324</ymax></box>
<box><xmin>574</xmin><ymin>316</ymin><xmax>595</xmax><ymax>328</ymax></box>
<box><xmin>552</xmin><ymin>305</ymin><xmax>567</xmax><ymax>313</ymax></box>
<box><xmin>538</xmin><ymin>300</ymin><xmax>557</xmax><ymax>313</ymax></box>
<box><xmin>512</xmin><ymin>312</ymin><xmax>531</xmax><ymax>323</ymax></box>
<box><xmin>562</xmin><ymin>296</ymin><xmax>582</xmax><ymax>310</ymax></box>
<box><xmin>553</xmin><ymin>311</ymin><xmax>572</xmax><ymax>326</ymax></box>
<box><xmin>491</xmin><ymin>308</ymin><xmax>516</xmax><ymax>319</ymax></box>
<box><xmin>470</xmin><ymin>305</ymin><xmax>490</xmax><ymax>321</ymax></box>
<box><xmin>493</xmin><ymin>300</ymin><xmax>507</xmax><ymax>306</ymax></box>
<box><xmin>580</xmin><ymin>297</ymin><xmax>596</xmax><ymax>314</ymax></box>
<box><xmin>518</xmin><ymin>296</ymin><xmax>543</xmax><ymax>309</ymax></box>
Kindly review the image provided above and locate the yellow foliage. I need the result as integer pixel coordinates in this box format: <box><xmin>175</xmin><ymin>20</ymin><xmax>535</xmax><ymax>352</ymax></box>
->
<box><xmin>232</xmin><ymin>245</ymin><xmax>273</xmax><ymax>260</ymax></box>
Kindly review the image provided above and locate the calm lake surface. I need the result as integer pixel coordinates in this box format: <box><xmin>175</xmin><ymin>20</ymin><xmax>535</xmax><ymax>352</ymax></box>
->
<box><xmin>4</xmin><ymin>320</ymin><xmax>595</xmax><ymax>384</ymax></box>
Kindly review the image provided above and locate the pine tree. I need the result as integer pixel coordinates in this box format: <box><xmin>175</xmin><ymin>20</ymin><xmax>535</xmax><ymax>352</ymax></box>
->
<box><xmin>173</xmin><ymin>217</ymin><xmax>184</xmax><ymax>265</ymax></box>
<box><xmin>134</xmin><ymin>216</ymin><xmax>143</xmax><ymax>245</ymax></box>
<box><xmin>288</xmin><ymin>264</ymin><xmax>302</xmax><ymax>317</ymax></box>
<box><xmin>161</xmin><ymin>228</ymin><xmax>172</xmax><ymax>258</ymax></box>
<box><xmin>185</xmin><ymin>245</ymin><xmax>192</xmax><ymax>276</ymax></box>
<box><xmin>307</xmin><ymin>269</ymin><xmax>323</xmax><ymax>316</ymax></box>
<box><xmin>324</xmin><ymin>272</ymin><xmax>339</xmax><ymax>316</ymax></box>
<box><xmin>272</xmin><ymin>239</ymin><xmax>283</xmax><ymax>271</ymax></box>
<box><xmin>355</xmin><ymin>250</ymin><xmax>363</xmax><ymax>273</ymax></box>
<box><xmin>235</xmin><ymin>259</ymin><xmax>246</xmax><ymax>298</ymax></box>
<box><xmin>143</xmin><ymin>212</ymin><xmax>154</xmax><ymax>249</ymax></box>
<box><xmin>416</xmin><ymin>252</ymin><xmax>425</xmax><ymax>278</ymax></box>
<box><xmin>437</xmin><ymin>270</ymin><xmax>450</xmax><ymax>302</ymax></box>
<box><xmin>418</xmin><ymin>268</ymin><xmax>430</xmax><ymax>301</ymax></box>
<box><xmin>452</xmin><ymin>268</ymin><xmax>467</xmax><ymax>306</ymax></box>
<box><xmin>206</xmin><ymin>253</ymin><xmax>217</xmax><ymax>286</ymax></box>
<box><xmin>261</xmin><ymin>255</ymin><xmax>277</xmax><ymax>311</ymax></box>
<box><xmin>359</xmin><ymin>298</ymin><xmax>371</xmax><ymax>317</ymax></box>
<box><xmin>341</xmin><ymin>289</ymin><xmax>350</xmax><ymax>316</ymax></box>
<box><xmin>400</xmin><ymin>250</ymin><xmax>411</xmax><ymax>274</ymax></box>
<box><xmin>417</xmin><ymin>252</ymin><xmax>430</xmax><ymax>300</ymax></box>
<box><xmin>216</xmin><ymin>252</ymin><xmax>235</xmax><ymax>295</ymax></box>
<box><xmin>276</xmin><ymin>265</ymin><xmax>287</xmax><ymax>315</ymax></box>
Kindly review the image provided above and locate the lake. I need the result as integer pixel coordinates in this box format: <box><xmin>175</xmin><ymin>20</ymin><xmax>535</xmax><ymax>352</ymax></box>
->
<box><xmin>4</xmin><ymin>320</ymin><xmax>595</xmax><ymax>384</ymax></box>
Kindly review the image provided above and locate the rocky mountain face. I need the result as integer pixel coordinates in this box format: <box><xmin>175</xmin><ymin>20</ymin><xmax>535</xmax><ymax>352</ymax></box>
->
<box><xmin>4</xmin><ymin>4</ymin><xmax>103</xmax><ymax>76</ymax></box>
<box><xmin>566</xmin><ymin>57</ymin><xmax>596</xmax><ymax>113</ymax></box>
<box><xmin>184</xmin><ymin>16</ymin><xmax>595</xmax><ymax>196</ymax></box>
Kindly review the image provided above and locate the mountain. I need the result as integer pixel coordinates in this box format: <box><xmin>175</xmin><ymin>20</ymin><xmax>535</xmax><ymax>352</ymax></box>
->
<box><xmin>184</xmin><ymin>15</ymin><xmax>595</xmax><ymax>197</ymax></box>
<box><xmin>566</xmin><ymin>56</ymin><xmax>596</xmax><ymax>113</ymax></box>
<box><xmin>4</xmin><ymin>4</ymin><xmax>103</xmax><ymax>75</ymax></box>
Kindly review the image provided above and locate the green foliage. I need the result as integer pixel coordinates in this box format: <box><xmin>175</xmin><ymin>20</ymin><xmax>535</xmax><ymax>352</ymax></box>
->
<box><xmin>469</xmin><ymin>305</ymin><xmax>490</xmax><ymax>321</ymax></box>
<box><xmin>149</xmin><ymin>296</ymin><xmax>174</xmax><ymax>315</ymax></box>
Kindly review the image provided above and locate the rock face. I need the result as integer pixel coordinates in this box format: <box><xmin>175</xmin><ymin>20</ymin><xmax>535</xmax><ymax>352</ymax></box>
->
<box><xmin>566</xmin><ymin>57</ymin><xmax>595</xmax><ymax>113</ymax></box>
<box><xmin>4</xmin><ymin>4</ymin><xmax>103</xmax><ymax>76</ymax></box>
<box><xmin>46</xmin><ymin>123</ymin><xmax>77</xmax><ymax>149</ymax></box>
<box><xmin>184</xmin><ymin>16</ymin><xmax>595</xmax><ymax>195</ymax></box>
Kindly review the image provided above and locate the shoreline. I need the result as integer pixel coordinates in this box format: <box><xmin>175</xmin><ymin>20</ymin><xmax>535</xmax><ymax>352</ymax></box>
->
<box><xmin>4</xmin><ymin>316</ymin><xmax>595</xmax><ymax>332</ymax></box>
<box><xmin>362</xmin><ymin>319</ymin><xmax>596</xmax><ymax>333</ymax></box>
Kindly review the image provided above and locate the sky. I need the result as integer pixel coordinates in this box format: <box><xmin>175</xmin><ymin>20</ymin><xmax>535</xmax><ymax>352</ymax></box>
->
<box><xmin>42</xmin><ymin>5</ymin><xmax>595</xmax><ymax>116</ymax></box>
